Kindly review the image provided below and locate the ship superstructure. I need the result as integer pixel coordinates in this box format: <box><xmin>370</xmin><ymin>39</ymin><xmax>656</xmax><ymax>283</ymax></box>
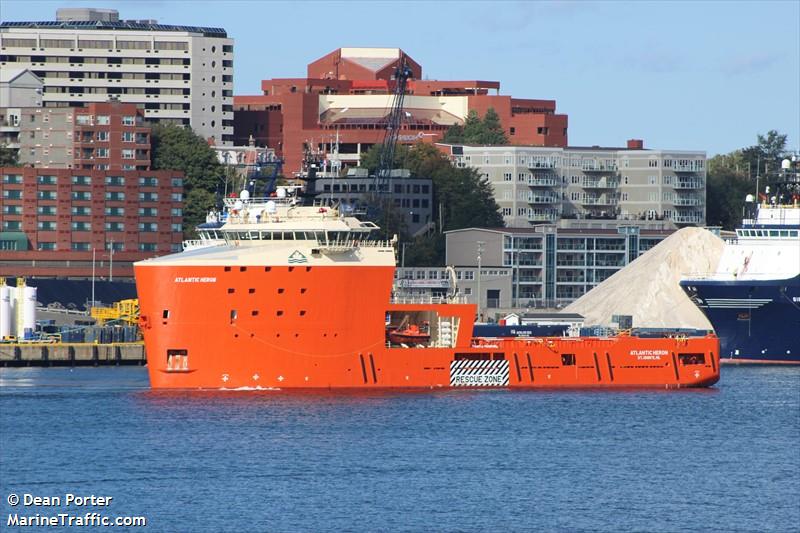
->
<box><xmin>135</xmin><ymin>189</ymin><xmax>719</xmax><ymax>389</ymax></box>
<box><xmin>681</xmin><ymin>157</ymin><xmax>800</xmax><ymax>363</ymax></box>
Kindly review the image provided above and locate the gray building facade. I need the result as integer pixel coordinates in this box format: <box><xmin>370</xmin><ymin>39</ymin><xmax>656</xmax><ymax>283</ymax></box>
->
<box><xmin>440</xmin><ymin>142</ymin><xmax>706</xmax><ymax>228</ymax></box>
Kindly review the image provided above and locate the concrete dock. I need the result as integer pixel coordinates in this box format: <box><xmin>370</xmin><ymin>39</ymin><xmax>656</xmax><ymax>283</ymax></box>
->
<box><xmin>0</xmin><ymin>343</ymin><xmax>145</xmax><ymax>367</ymax></box>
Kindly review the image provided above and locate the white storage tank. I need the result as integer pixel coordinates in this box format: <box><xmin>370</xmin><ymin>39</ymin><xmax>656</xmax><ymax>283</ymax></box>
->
<box><xmin>0</xmin><ymin>286</ymin><xmax>11</xmax><ymax>339</ymax></box>
<box><xmin>19</xmin><ymin>286</ymin><xmax>37</xmax><ymax>340</ymax></box>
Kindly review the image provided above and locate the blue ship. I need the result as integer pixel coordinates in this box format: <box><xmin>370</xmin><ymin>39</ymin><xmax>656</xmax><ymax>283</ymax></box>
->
<box><xmin>681</xmin><ymin>158</ymin><xmax>800</xmax><ymax>363</ymax></box>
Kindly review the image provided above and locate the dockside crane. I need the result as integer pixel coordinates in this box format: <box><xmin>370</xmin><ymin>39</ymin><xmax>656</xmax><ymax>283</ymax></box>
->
<box><xmin>374</xmin><ymin>56</ymin><xmax>414</xmax><ymax>192</ymax></box>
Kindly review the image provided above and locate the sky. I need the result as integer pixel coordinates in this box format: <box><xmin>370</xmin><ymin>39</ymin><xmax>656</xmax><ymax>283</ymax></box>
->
<box><xmin>2</xmin><ymin>0</ymin><xmax>799</xmax><ymax>156</ymax></box>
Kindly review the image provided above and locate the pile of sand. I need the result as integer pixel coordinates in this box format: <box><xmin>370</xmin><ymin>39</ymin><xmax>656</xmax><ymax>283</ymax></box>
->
<box><xmin>565</xmin><ymin>227</ymin><xmax>724</xmax><ymax>329</ymax></box>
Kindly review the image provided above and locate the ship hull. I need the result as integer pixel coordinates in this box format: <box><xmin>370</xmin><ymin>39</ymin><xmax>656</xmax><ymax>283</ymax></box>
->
<box><xmin>136</xmin><ymin>264</ymin><xmax>719</xmax><ymax>389</ymax></box>
<box><xmin>680</xmin><ymin>275</ymin><xmax>800</xmax><ymax>364</ymax></box>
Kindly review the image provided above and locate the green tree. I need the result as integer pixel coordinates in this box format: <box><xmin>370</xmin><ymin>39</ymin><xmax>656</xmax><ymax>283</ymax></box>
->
<box><xmin>0</xmin><ymin>145</ymin><xmax>18</xmax><ymax>166</ymax></box>
<box><xmin>150</xmin><ymin>123</ymin><xmax>224</xmax><ymax>193</ymax></box>
<box><xmin>442</xmin><ymin>123</ymin><xmax>464</xmax><ymax>144</ymax></box>
<box><xmin>478</xmin><ymin>107</ymin><xmax>508</xmax><ymax>145</ymax></box>
<box><xmin>182</xmin><ymin>188</ymin><xmax>216</xmax><ymax>239</ymax></box>
<box><xmin>705</xmin><ymin>130</ymin><xmax>791</xmax><ymax>230</ymax></box>
<box><xmin>442</xmin><ymin>108</ymin><xmax>509</xmax><ymax>146</ymax></box>
<box><xmin>706</xmin><ymin>152</ymin><xmax>752</xmax><ymax>230</ymax></box>
<box><xmin>461</xmin><ymin>110</ymin><xmax>483</xmax><ymax>143</ymax></box>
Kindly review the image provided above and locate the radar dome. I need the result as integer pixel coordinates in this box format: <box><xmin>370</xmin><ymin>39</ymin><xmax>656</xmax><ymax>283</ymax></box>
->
<box><xmin>745</xmin><ymin>194</ymin><xmax>755</xmax><ymax>203</ymax></box>
<box><xmin>782</xmin><ymin>158</ymin><xmax>791</xmax><ymax>170</ymax></box>
<box><xmin>265</xmin><ymin>200</ymin><xmax>277</xmax><ymax>214</ymax></box>
<box><xmin>240</xmin><ymin>189</ymin><xmax>250</xmax><ymax>200</ymax></box>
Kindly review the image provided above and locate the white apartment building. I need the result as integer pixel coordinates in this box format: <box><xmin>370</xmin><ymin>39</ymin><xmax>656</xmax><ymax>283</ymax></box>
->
<box><xmin>440</xmin><ymin>141</ymin><xmax>706</xmax><ymax>228</ymax></box>
<box><xmin>0</xmin><ymin>8</ymin><xmax>234</xmax><ymax>144</ymax></box>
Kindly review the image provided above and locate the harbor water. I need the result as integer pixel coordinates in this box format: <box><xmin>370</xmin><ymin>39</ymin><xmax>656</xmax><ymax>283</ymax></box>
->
<box><xmin>1</xmin><ymin>366</ymin><xmax>798</xmax><ymax>532</ymax></box>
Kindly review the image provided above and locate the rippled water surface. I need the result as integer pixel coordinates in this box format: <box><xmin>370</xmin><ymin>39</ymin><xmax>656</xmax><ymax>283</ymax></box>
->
<box><xmin>1</xmin><ymin>366</ymin><xmax>798</xmax><ymax>532</ymax></box>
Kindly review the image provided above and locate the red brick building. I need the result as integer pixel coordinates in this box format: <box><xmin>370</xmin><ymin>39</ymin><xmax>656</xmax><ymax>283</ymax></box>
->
<box><xmin>12</xmin><ymin>100</ymin><xmax>151</xmax><ymax>172</ymax></box>
<box><xmin>0</xmin><ymin>167</ymin><xmax>184</xmax><ymax>278</ymax></box>
<box><xmin>234</xmin><ymin>47</ymin><xmax>568</xmax><ymax>174</ymax></box>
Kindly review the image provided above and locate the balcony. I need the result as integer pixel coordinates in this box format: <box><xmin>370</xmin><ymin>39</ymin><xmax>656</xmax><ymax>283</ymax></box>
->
<box><xmin>582</xmin><ymin>162</ymin><xmax>618</xmax><ymax>172</ymax></box>
<box><xmin>673</xmin><ymin>196</ymin><xmax>703</xmax><ymax>206</ymax></box>
<box><xmin>581</xmin><ymin>195</ymin><xmax>618</xmax><ymax>206</ymax></box>
<box><xmin>528</xmin><ymin>193</ymin><xmax>559</xmax><ymax>204</ymax></box>
<box><xmin>582</xmin><ymin>177</ymin><xmax>620</xmax><ymax>189</ymax></box>
<box><xmin>528</xmin><ymin>175</ymin><xmax>558</xmax><ymax>187</ymax></box>
<box><xmin>527</xmin><ymin>210</ymin><xmax>559</xmax><ymax>222</ymax></box>
<box><xmin>673</xmin><ymin>164</ymin><xmax>704</xmax><ymax>173</ymax></box>
<box><xmin>517</xmin><ymin>276</ymin><xmax>543</xmax><ymax>283</ymax></box>
<box><xmin>674</xmin><ymin>178</ymin><xmax>704</xmax><ymax>189</ymax></box>
<box><xmin>528</xmin><ymin>160</ymin><xmax>557</xmax><ymax>170</ymax></box>
<box><xmin>671</xmin><ymin>213</ymin><xmax>704</xmax><ymax>224</ymax></box>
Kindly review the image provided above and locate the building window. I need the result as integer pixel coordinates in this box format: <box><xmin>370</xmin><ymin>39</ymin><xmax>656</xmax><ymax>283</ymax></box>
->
<box><xmin>502</xmin><ymin>207</ymin><xmax>512</xmax><ymax>216</ymax></box>
<box><xmin>105</xmin><ymin>176</ymin><xmax>125</xmax><ymax>186</ymax></box>
<box><xmin>105</xmin><ymin>192</ymin><xmax>126</xmax><ymax>201</ymax></box>
<box><xmin>121</xmin><ymin>116</ymin><xmax>135</xmax><ymax>126</ymax></box>
<box><xmin>96</xmin><ymin>115</ymin><xmax>110</xmax><ymax>125</ymax></box>
<box><xmin>503</xmin><ymin>172</ymin><xmax>512</xmax><ymax>181</ymax></box>
<box><xmin>37</xmin><ymin>175</ymin><xmax>57</xmax><ymax>185</ymax></box>
<box><xmin>139</xmin><ymin>192</ymin><xmax>159</xmax><ymax>202</ymax></box>
<box><xmin>105</xmin><ymin>207</ymin><xmax>124</xmax><ymax>216</ymax></box>
<box><xmin>3</xmin><ymin>190</ymin><xmax>22</xmax><ymax>199</ymax></box>
<box><xmin>104</xmin><ymin>222</ymin><xmax>125</xmax><ymax>231</ymax></box>
<box><xmin>122</xmin><ymin>131</ymin><xmax>135</xmax><ymax>142</ymax></box>
<box><xmin>139</xmin><ymin>243</ymin><xmax>157</xmax><ymax>252</ymax></box>
<box><xmin>2</xmin><ymin>221</ymin><xmax>21</xmax><ymax>231</ymax></box>
<box><xmin>139</xmin><ymin>177</ymin><xmax>159</xmax><ymax>186</ymax></box>
<box><xmin>37</xmin><ymin>221</ymin><xmax>57</xmax><ymax>231</ymax></box>
<box><xmin>71</xmin><ymin>222</ymin><xmax>91</xmax><ymax>231</ymax></box>
<box><xmin>2</xmin><ymin>174</ymin><xmax>22</xmax><ymax>184</ymax></box>
<box><xmin>96</xmin><ymin>148</ymin><xmax>109</xmax><ymax>158</ymax></box>
<box><xmin>139</xmin><ymin>207</ymin><xmax>158</xmax><ymax>217</ymax></box>
<box><xmin>97</xmin><ymin>131</ymin><xmax>109</xmax><ymax>141</ymax></box>
<box><xmin>122</xmin><ymin>149</ymin><xmax>135</xmax><ymax>159</ymax></box>
<box><xmin>171</xmin><ymin>223</ymin><xmax>183</xmax><ymax>232</ymax></box>
<box><xmin>38</xmin><ymin>242</ymin><xmax>56</xmax><ymax>251</ymax></box>
<box><xmin>37</xmin><ymin>191</ymin><xmax>57</xmax><ymax>200</ymax></box>
<box><xmin>71</xmin><ymin>175</ymin><xmax>91</xmax><ymax>185</ymax></box>
<box><xmin>171</xmin><ymin>193</ymin><xmax>182</xmax><ymax>202</ymax></box>
<box><xmin>72</xmin><ymin>206</ymin><xmax>91</xmax><ymax>216</ymax></box>
<box><xmin>138</xmin><ymin>222</ymin><xmax>158</xmax><ymax>232</ymax></box>
<box><xmin>71</xmin><ymin>242</ymin><xmax>91</xmax><ymax>251</ymax></box>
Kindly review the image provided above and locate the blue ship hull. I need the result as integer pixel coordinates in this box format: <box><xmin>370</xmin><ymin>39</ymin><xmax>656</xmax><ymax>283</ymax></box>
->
<box><xmin>680</xmin><ymin>275</ymin><xmax>800</xmax><ymax>363</ymax></box>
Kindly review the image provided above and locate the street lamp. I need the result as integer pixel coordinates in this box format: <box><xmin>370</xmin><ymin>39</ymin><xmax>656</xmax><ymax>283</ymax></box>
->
<box><xmin>476</xmin><ymin>240</ymin><xmax>485</xmax><ymax>321</ymax></box>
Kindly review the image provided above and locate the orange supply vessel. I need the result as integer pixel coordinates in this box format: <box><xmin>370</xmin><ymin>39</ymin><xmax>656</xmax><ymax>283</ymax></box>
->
<box><xmin>135</xmin><ymin>193</ymin><xmax>719</xmax><ymax>390</ymax></box>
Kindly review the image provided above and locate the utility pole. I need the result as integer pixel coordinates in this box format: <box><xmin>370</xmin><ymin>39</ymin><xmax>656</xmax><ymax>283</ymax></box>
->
<box><xmin>91</xmin><ymin>247</ymin><xmax>96</xmax><ymax>308</ymax></box>
<box><xmin>109</xmin><ymin>239</ymin><xmax>113</xmax><ymax>282</ymax></box>
<box><xmin>476</xmin><ymin>241</ymin><xmax>485</xmax><ymax>321</ymax></box>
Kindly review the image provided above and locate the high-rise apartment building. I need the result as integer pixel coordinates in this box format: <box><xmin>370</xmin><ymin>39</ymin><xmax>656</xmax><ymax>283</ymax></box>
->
<box><xmin>0</xmin><ymin>8</ymin><xmax>234</xmax><ymax>144</ymax></box>
<box><xmin>440</xmin><ymin>140</ymin><xmax>707</xmax><ymax>227</ymax></box>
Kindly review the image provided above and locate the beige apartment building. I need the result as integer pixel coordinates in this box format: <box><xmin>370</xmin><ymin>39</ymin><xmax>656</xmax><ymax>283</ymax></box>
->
<box><xmin>0</xmin><ymin>8</ymin><xmax>234</xmax><ymax>144</ymax></box>
<box><xmin>440</xmin><ymin>140</ymin><xmax>706</xmax><ymax>228</ymax></box>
